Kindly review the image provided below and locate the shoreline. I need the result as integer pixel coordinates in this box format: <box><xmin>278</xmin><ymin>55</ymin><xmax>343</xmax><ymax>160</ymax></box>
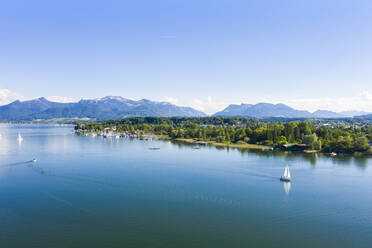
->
<box><xmin>172</xmin><ymin>137</ymin><xmax>271</xmax><ymax>150</ymax></box>
<box><xmin>155</xmin><ymin>135</ymin><xmax>371</xmax><ymax>157</ymax></box>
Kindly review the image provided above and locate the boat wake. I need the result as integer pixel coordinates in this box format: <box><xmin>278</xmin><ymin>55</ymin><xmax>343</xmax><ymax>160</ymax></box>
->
<box><xmin>43</xmin><ymin>191</ymin><xmax>95</xmax><ymax>215</ymax></box>
<box><xmin>240</xmin><ymin>170</ymin><xmax>278</xmax><ymax>180</ymax></box>
<box><xmin>207</xmin><ymin>167</ymin><xmax>278</xmax><ymax>180</ymax></box>
<box><xmin>1</xmin><ymin>160</ymin><xmax>34</xmax><ymax>168</ymax></box>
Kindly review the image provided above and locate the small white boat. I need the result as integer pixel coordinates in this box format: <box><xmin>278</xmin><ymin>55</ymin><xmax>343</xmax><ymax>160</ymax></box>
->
<box><xmin>115</xmin><ymin>135</ymin><xmax>120</xmax><ymax>139</ymax></box>
<box><xmin>148</xmin><ymin>147</ymin><xmax>160</xmax><ymax>150</ymax></box>
<box><xmin>17</xmin><ymin>133</ymin><xmax>23</xmax><ymax>142</ymax></box>
<box><xmin>32</xmin><ymin>159</ymin><xmax>37</xmax><ymax>163</ymax></box>
<box><xmin>280</xmin><ymin>165</ymin><xmax>291</xmax><ymax>182</ymax></box>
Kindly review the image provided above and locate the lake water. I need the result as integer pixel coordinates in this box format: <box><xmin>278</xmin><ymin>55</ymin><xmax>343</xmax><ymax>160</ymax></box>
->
<box><xmin>0</xmin><ymin>124</ymin><xmax>372</xmax><ymax>248</ymax></box>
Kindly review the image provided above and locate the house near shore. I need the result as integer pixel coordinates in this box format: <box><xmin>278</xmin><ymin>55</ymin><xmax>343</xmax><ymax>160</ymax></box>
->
<box><xmin>280</xmin><ymin>144</ymin><xmax>308</xmax><ymax>151</ymax></box>
<box><xmin>194</xmin><ymin>142</ymin><xmax>207</xmax><ymax>146</ymax></box>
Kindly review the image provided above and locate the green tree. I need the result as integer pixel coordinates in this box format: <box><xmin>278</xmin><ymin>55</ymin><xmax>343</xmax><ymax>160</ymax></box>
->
<box><xmin>277</xmin><ymin>136</ymin><xmax>287</xmax><ymax>145</ymax></box>
<box><xmin>354</xmin><ymin>136</ymin><xmax>370</xmax><ymax>152</ymax></box>
<box><xmin>303</xmin><ymin>133</ymin><xmax>318</xmax><ymax>150</ymax></box>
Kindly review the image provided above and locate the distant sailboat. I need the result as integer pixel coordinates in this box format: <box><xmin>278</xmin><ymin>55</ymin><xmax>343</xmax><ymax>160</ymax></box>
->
<box><xmin>280</xmin><ymin>165</ymin><xmax>291</xmax><ymax>182</ymax></box>
<box><xmin>17</xmin><ymin>133</ymin><xmax>23</xmax><ymax>142</ymax></box>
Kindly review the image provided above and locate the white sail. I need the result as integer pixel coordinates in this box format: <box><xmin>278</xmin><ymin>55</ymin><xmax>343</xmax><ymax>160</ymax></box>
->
<box><xmin>283</xmin><ymin>166</ymin><xmax>290</xmax><ymax>178</ymax></box>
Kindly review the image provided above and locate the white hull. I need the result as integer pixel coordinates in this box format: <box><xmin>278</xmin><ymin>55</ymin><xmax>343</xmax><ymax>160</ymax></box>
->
<box><xmin>280</xmin><ymin>176</ymin><xmax>291</xmax><ymax>182</ymax></box>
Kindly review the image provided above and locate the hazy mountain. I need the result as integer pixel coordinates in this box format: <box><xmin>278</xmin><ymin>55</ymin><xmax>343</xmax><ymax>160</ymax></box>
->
<box><xmin>339</xmin><ymin>111</ymin><xmax>372</xmax><ymax>117</ymax></box>
<box><xmin>214</xmin><ymin>103</ymin><xmax>312</xmax><ymax>118</ymax></box>
<box><xmin>0</xmin><ymin>96</ymin><xmax>206</xmax><ymax>121</ymax></box>
<box><xmin>214</xmin><ymin>104</ymin><xmax>253</xmax><ymax>116</ymax></box>
<box><xmin>358</xmin><ymin>114</ymin><xmax>372</xmax><ymax>120</ymax></box>
<box><xmin>312</xmin><ymin>110</ymin><xmax>343</xmax><ymax>118</ymax></box>
<box><xmin>0</xmin><ymin>97</ymin><xmax>72</xmax><ymax>121</ymax></box>
<box><xmin>214</xmin><ymin>103</ymin><xmax>372</xmax><ymax>118</ymax></box>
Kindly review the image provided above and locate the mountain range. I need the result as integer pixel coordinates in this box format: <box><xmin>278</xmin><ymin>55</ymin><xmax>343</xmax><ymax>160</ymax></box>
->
<box><xmin>213</xmin><ymin>103</ymin><xmax>371</xmax><ymax>119</ymax></box>
<box><xmin>0</xmin><ymin>97</ymin><xmax>371</xmax><ymax>121</ymax></box>
<box><xmin>359</xmin><ymin>114</ymin><xmax>372</xmax><ymax>120</ymax></box>
<box><xmin>0</xmin><ymin>96</ymin><xmax>206</xmax><ymax>121</ymax></box>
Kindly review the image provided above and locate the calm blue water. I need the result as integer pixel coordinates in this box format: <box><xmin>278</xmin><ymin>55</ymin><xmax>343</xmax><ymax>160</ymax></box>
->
<box><xmin>0</xmin><ymin>124</ymin><xmax>371</xmax><ymax>248</ymax></box>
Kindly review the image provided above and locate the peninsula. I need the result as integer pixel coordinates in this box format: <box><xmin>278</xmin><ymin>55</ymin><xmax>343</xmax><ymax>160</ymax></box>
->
<box><xmin>76</xmin><ymin>117</ymin><xmax>372</xmax><ymax>156</ymax></box>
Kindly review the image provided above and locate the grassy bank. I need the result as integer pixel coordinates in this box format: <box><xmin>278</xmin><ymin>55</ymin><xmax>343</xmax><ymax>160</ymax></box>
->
<box><xmin>172</xmin><ymin>138</ymin><xmax>271</xmax><ymax>149</ymax></box>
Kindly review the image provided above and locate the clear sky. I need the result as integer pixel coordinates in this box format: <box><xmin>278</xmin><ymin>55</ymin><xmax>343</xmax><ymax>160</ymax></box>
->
<box><xmin>1</xmin><ymin>0</ymin><xmax>372</xmax><ymax>114</ymax></box>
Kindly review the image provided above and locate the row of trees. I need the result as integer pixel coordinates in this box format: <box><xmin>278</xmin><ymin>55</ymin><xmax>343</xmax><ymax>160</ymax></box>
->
<box><xmin>76</xmin><ymin>117</ymin><xmax>372</xmax><ymax>154</ymax></box>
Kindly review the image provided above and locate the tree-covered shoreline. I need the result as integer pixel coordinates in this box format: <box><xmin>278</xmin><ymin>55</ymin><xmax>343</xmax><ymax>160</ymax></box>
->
<box><xmin>75</xmin><ymin>117</ymin><xmax>372</xmax><ymax>155</ymax></box>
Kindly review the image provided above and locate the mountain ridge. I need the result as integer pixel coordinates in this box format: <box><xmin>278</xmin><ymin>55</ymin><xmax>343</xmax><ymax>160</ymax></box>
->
<box><xmin>0</xmin><ymin>96</ymin><xmax>206</xmax><ymax>121</ymax></box>
<box><xmin>0</xmin><ymin>97</ymin><xmax>371</xmax><ymax>121</ymax></box>
<box><xmin>358</xmin><ymin>114</ymin><xmax>372</xmax><ymax>120</ymax></box>
<box><xmin>214</xmin><ymin>103</ymin><xmax>371</xmax><ymax>118</ymax></box>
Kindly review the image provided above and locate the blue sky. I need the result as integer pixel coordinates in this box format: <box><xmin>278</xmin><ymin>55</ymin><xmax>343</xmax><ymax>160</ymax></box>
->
<box><xmin>1</xmin><ymin>0</ymin><xmax>372</xmax><ymax>114</ymax></box>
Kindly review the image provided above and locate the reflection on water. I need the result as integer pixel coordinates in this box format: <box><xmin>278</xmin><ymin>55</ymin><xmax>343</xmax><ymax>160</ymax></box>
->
<box><xmin>172</xmin><ymin>140</ymin><xmax>371</xmax><ymax>169</ymax></box>
<box><xmin>353</xmin><ymin>156</ymin><xmax>369</xmax><ymax>168</ymax></box>
<box><xmin>282</xmin><ymin>181</ymin><xmax>291</xmax><ymax>195</ymax></box>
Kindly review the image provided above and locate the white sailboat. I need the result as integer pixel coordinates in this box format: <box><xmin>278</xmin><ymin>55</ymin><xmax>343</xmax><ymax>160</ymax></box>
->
<box><xmin>280</xmin><ymin>165</ymin><xmax>291</xmax><ymax>182</ymax></box>
<box><xmin>17</xmin><ymin>133</ymin><xmax>23</xmax><ymax>142</ymax></box>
